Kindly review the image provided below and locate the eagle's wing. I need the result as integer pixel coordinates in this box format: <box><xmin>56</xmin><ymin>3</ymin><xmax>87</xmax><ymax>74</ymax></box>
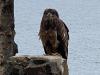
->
<box><xmin>56</xmin><ymin>19</ymin><xmax>69</xmax><ymax>59</ymax></box>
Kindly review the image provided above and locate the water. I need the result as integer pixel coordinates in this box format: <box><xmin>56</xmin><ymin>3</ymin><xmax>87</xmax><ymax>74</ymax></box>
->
<box><xmin>14</xmin><ymin>0</ymin><xmax>100</xmax><ymax>75</ymax></box>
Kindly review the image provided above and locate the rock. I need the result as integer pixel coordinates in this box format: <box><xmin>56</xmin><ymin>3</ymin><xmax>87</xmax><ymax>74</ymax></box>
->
<box><xmin>0</xmin><ymin>0</ymin><xmax>18</xmax><ymax>75</ymax></box>
<box><xmin>8</xmin><ymin>55</ymin><xmax>69</xmax><ymax>75</ymax></box>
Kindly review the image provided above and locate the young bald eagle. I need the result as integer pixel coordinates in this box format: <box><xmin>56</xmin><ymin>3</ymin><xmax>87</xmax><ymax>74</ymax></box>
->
<box><xmin>39</xmin><ymin>9</ymin><xmax>69</xmax><ymax>59</ymax></box>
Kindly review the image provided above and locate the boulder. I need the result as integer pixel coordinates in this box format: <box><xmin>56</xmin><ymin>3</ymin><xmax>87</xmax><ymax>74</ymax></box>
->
<box><xmin>8</xmin><ymin>55</ymin><xmax>69</xmax><ymax>75</ymax></box>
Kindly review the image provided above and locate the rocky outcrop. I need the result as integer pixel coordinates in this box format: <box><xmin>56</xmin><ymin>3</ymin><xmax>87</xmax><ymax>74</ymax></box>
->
<box><xmin>0</xmin><ymin>0</ymin><xmax>18</xmax><ymax>75</ymax></box>
<box><xmin>8</xmin><ymin>55</ymin><xmax>69</xmax><ymax>75</ymax></box>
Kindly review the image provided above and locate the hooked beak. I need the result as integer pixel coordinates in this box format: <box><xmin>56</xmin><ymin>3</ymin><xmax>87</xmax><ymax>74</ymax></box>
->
<box><xmin>47</xmin><ymin>13</ymin><xmax>52</xmax><ymax>19</ymax></box>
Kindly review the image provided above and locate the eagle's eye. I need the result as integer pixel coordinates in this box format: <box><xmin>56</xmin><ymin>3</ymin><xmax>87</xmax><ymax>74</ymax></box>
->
<box><xmin>44</xmin><ymin>12</ymin><xmax>47</xmax><ymax>15</ymax></box>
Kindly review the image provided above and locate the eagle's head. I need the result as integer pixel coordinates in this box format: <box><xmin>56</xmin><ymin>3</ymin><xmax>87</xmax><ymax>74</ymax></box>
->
<box><xmin>42</xmin><ymin>8</ymin><xmax>59</xmax><ymax>30</ymax></box>
<box><xmin>43</xmin><ymin>8</ymin><xmax>59</xmax><ymax>18</ymax></box>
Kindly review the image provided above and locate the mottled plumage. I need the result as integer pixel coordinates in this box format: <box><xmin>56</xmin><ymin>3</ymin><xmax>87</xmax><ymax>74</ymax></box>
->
<box><xmin>39</xmin><ymin>9</ymin><xmax>69</xmax><ymax>59</ymax></box>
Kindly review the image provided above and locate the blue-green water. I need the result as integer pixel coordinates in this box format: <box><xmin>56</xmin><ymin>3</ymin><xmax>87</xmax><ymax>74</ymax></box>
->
<box><xmin>14</xmin><ymin>0</ymin><xmax>100</xmax><ymax>75</ymax></box>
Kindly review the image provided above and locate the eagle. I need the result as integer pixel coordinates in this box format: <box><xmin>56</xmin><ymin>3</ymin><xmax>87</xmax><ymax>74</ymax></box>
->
<box><xmin>39</xmin><ymin>9</ymin><xmax>69</xmax><ymax>59</ymax></box>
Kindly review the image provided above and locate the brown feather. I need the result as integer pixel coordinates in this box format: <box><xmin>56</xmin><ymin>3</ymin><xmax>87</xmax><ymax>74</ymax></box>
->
<box><xmin>39</xmin><ymin>9</ymin><xmax>69</xmax><ymax>59</ymax></box>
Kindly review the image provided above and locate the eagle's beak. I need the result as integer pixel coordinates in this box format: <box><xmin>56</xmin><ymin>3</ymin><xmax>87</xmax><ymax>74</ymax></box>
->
<box><xmin>47</xmin><ymin>13</ymin><xmax>52</xmax><ymax>16</ymax></box>
<box><xmin>47</xmin><ymin>13</ymin><xmax>53</xmax><ymax>22</ymax></box>
<box><xmin>47</xmin><ymin>13</ymin><xmax>52</xmax><ymax>18</ymax></box>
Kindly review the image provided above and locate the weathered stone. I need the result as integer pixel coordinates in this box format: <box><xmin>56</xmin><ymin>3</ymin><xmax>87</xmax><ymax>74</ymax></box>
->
<box><xmin>8</xmin><ymin>55</ymin><xmax>69</xmax><ymax>75</ymax></box>
<box><xmin>0</xmin><ymin>0</ymin><xmax>18</xmax><ymax>75</ymax></box>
